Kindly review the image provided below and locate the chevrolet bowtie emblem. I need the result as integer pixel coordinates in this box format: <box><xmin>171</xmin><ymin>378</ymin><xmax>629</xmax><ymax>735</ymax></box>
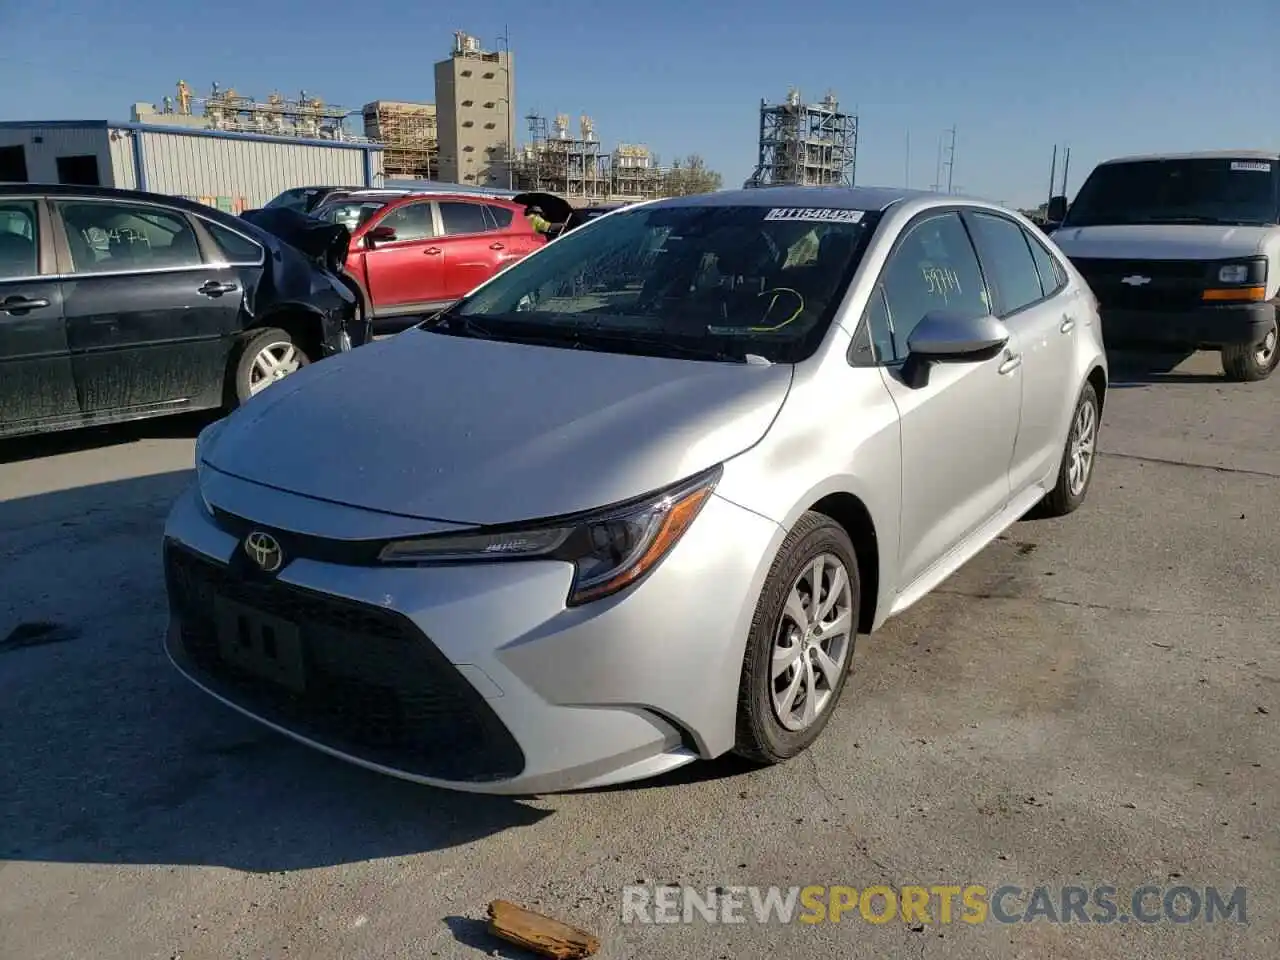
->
<box><xmin>1120</xmin><ymin>275</ymin><xmax>1152</xmax><ymax>286</ymax></box>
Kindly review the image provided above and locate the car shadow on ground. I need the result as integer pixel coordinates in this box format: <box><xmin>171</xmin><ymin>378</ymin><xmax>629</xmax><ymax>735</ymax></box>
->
<box><xmin>0</xmin><ymin>469</ymin><xmax>550</xmax><ymax>874</ymax></box>
<box><xmin>1105</xmin><ymin>348</ymin><xmax>1225</xmax><ymax>387</ymax></box>
<box><xmin>0</xmin><ymin>411</ymin><xmax>221</xmax><ymax>464</ymax></box>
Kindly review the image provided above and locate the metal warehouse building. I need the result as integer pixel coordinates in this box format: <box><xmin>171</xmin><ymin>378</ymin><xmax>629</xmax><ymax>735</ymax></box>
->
<box><xmin>0</xmin><ymin>120</ymin><xmax>385</xmax><ymax>212</ymax></box>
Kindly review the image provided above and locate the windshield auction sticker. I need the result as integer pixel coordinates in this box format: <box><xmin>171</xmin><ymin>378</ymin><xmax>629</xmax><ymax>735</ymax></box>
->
<box><xmin>764</xmin><ymin>208</ymin><xmax>865</xmax><ymax>223</ymax></box>
<box><xmin>1231</xmin><ymin>161</ymin><xmax>1272</xmax><ymax>172</ymax></box>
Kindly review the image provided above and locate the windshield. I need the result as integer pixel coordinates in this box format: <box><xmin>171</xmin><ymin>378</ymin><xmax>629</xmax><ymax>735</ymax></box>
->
<box><xmin>313</xmin><ymin>199</ymin><xmax>388</xmax><ymax>231</ymax></box>
<box><xmin>1062</xmin><ymin>157</ymin><xmax>1280</xmax><ymax>227</ymax></box>
<box><xmin>429</xmin><ymin>203</ymin><xmax>879</xmax><ymax>363</ymax></box>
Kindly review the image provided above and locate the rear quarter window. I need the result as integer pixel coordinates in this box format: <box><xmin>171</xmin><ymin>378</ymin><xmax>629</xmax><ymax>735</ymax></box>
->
<box><xmin>486</xmin><ymin>204</ymin><xmax>514</xmax><ymax>229</ymax></box>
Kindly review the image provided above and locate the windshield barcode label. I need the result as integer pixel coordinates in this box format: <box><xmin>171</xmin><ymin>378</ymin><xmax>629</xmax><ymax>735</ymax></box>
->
<box><xmin>1231</xmin><ymin>161</ymin><xmax>1272</xmax><ymax>172</ymax></box>
<box><xmin>764</xmin><ymin>208</ymin><xmax>865</xmax><ymax>223</ymax></box>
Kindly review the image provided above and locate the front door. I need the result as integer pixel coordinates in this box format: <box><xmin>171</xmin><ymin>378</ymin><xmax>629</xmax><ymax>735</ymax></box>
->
<box><xmin>867</xmin><ymin>211</ymin><xmax>1023</xmax><ymax>587</ymax></box>
<box><xmin>56</xmin><ymin>198</ymin><xmax>243</xmax><ymax>415</ymax></box>
<box><xmin>362</xmin><ymin>199</ymin><xmax>450</xmax><ymax>315</ymax></box>
<box><xmin>0</xmin><ymin>196</ymin><xmax>78</xmax><ymax>432</ymax></box>
<box><xmin>964</xmin><ymin>210</ymin><xmax>1081</xmax><ymax>492</ymax></box>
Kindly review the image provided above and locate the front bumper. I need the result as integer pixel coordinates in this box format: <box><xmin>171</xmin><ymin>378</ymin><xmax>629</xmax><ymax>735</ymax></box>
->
<box><xmin>161</xmin><ymin>475</ymin><xmax>782</xmax><ymax>795</ymax></box>
<box><xmin>1100</xmin><ymin>300</ymin><xmax>1277</xmax><ymax>349</ymax></box>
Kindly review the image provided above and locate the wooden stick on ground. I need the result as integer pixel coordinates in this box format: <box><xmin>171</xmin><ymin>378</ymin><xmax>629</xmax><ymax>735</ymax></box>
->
<box><xmin>486</xmin><ymin>899</ymin><xmax>601</xmax><ymax>959</ymax></box>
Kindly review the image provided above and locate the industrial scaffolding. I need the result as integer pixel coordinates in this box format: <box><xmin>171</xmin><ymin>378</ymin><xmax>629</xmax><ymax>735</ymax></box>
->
<box><xmin>747</xmin><ymin>88</ymin><xmax>857</xmax><ymax>187</ymax></box>
<box><xmin>512</xmin><ymin>114</ymin><xmax>665</xmax><ymax>202</ymax></box>
<box><xmin>150</xmin><ymin>81</ymin><xmax>368</xmax><ymax>141</ymax></box>
<box><xmin>362</xmin><ymin>101</ymin><xmax>438</xmax><ymax>179</ymax></box>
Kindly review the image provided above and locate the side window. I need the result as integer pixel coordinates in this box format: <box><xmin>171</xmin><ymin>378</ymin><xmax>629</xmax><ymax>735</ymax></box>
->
<box><xmin>486</xmin><ymin>204</ymin><xmax>514</xmax><ymax>229</ymax></box>
<box><xmin>853</xmin><ymin>285</ymin><xmax>894</xmax><ymax>364</ymax></box>
<box><xmin>880</xmin><ymin>212</ymin><xmax>989</xmax><ymax>360</ymax></box>
<box><xmin>59</xmin><ymin>201</ymin><xmax>203</xmax><ymax>274</ymax></box>
<box><xmin>439</xmin><ymin>201</ymin><xmax>491</xmax><ymax>236</ymax></box>
<box><xmin>0</xmin><ymin>200</ymin><xmax>39</xmax><ymax>279</ymax></box>
<box><xmin>1024</xmin><ymin>229</ymin><xmax>1066</xmax><ymax>297</ymax></box>
<box><xmin>379</xmin><ymin>202</ymin><xmax>435</xmax><ymax>242</ymax></box>
<box><xmin>204</xmin><ymin>220</ymin><xmax>264</xmax><ymax>265</ymax></box>
<box><xmin>966</xmin><ymin>212</ymin><xmax>1044</xmax><ymax>316</ymax></box>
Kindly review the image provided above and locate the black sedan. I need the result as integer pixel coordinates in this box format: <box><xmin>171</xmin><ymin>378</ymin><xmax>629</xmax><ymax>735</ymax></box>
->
<box><xmin>0</xmin><ymin>184</ymin><xmax>368</xmax><ymax>440</ymax></box>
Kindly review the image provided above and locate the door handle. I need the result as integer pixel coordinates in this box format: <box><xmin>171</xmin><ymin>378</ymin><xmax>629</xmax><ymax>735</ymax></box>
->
<box><xmin>198</xmin><ymin>280</ymin><xmax>238</xmax><ymax>297</ymax></box>
<box><xmin>489</xmin><ymin>242</ymin><xmax>505</xmax><ymax>250</ymax></box>
<box><xmin>1</xmin><ymin>296</ymin><xmax>50</xmax><ymax>314</ymax></box>
<box><xmin>1060</xmin><ymin>315</ymin><xmax>1076</xmax><ymax>333</ymax></box>
<box><xmin>423</xmin><ymin>247</ymin><xmax>442</xmax><ymax>256</ymax></box>
<box><xmin>998</xmin><ymin>351</ymin><xmax>1022</xmax><ymax>376</ymax></box>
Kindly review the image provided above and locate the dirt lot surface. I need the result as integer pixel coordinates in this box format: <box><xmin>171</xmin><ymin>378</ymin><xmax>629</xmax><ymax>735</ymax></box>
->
<box><xmin>1</xmin><ymin>349</ymin><xmax>1276</xmax><ymax>959</ymax></box>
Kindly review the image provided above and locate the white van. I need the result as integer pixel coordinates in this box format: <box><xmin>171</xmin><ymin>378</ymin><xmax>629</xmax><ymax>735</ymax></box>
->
<box><xmin>1048</xmin><ymin>151</ymin><xmax>1280</xmax><ymax>381</ymax></box>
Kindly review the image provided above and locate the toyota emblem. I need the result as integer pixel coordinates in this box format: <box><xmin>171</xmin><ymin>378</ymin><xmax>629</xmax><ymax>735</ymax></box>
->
<box><xmin>244</xmin><ymin>531</ymin><xmax>284</xmax><ymax>573</ymax></box>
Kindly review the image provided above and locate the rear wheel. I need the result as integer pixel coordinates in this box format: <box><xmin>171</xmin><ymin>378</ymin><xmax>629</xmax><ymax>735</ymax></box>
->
<box><xmin>227</xmin><ymin>327</ymin><xmax>311</xmax><ymax>408</ymax></box>
<box><xmin>1037</xmin><ymin>381</ymin><xmax>1100</xmax><ymax>518</ymax></box>
<box><xmin>734</xmin><ymin>512</ymin><xmax>860</xmax><ymax>764</ymax></box>
<box><xmin>1221</xmin><ymin>316</ymin><xmax>1279</xmax><ymax>382</ymax></box>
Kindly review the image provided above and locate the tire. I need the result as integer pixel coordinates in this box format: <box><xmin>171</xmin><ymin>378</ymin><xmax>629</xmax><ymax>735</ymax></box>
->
<box><xmin>1221</xmin><ymin>316</ymin><xmax>1280</xmax><ymax>382</ymax></box>
<box><xmin>226</xmin><ymin>327</ymin><xmax>311</xmax><ymax>409</ymax></box>
<box><xmin>1037</xmin><ymin>381</ymin><xmax>1100</xmax><ymax>518</ymax></box>
<box><xmin>734</xmin><ymin>511</ymin><xmax>860</xmax><ymax>764</ymax></box>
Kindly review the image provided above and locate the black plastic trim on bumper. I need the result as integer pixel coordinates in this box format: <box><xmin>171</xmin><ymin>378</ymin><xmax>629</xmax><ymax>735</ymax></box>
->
<box><xmin>163</xmin><ymin>539</ymin><xmax>526</xmax><ymax>783</ymax></box>
<box><xmin>1100</xmin><ymin>300</ymin><xmax>1278</xmax><ymax>349</ymax></box>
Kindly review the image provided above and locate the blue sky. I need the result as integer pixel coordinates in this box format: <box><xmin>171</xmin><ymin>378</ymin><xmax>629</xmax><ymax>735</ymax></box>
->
<box><xmin>2</xmin><ymin>0</ymin><xmax>1277</xmax><ymax>208</ymax></box>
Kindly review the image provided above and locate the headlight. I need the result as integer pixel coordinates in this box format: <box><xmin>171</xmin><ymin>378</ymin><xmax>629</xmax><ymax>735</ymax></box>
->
<box><xmin>377</xmin><ymin>467</ymin><xmax>721</xmax><ymax>606</ymax></box>
<box><xmin>193</xmin><ymin>418</ymin><xmax>228</xmax><ymax>517</ymax></box>
<box><xmin>1215</xmin><ymin>258</ymin><xmax>1267</xmax><ymax>285</ymax></box>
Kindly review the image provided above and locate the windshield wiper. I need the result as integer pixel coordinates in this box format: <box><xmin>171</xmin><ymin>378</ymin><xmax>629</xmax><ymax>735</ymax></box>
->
<box><xmin>420</xmin><ymin>313</ymin><xmax>498</xmax><ymax>339</ymax></box>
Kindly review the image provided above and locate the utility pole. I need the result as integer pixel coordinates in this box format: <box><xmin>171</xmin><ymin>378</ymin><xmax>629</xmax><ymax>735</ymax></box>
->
<box><xmin>1047</xmin><ymin>144</ymin><xmax>1058</xmax><ymax>209</ymax></box>
<box><xmin>931</xmin><ymin>133</ymin><xmax>943</xmax><ymax>192</ymax></box>
<box><xmin>497</xmin><ymin>26</ymin><xmax>514</xmax><ymax>190</ymax></box>
<box><xmin>1060</xmin><ymin>145</ymin><xmax>1071</xmax><ymax>197</ymax></box>
<box><xmin>942</xmin><ymin>125</ymin><xmax>957</xmax><ymax>193</ymax></box>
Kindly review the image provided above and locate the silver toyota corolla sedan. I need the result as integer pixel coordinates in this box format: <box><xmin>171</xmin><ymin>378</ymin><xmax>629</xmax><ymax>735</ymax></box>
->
<box><xmin>163</xmin><ymin>186</ymin><xmax>1107</xmax><ymax>794</ymax></box>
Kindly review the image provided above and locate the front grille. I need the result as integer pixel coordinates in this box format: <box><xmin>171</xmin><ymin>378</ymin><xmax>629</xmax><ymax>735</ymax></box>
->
<box><xmin>1069</xmin><ymin>257</ymin><xmax>1208</xmax><ymax>312</ymax></box>
<box><xmin>164</xmin><ymin>541</ymin><xmax>525</xmax><ymax>782</ymax></box>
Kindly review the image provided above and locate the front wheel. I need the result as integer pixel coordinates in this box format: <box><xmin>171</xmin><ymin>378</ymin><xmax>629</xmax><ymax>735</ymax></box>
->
<box><xmin>1221</xmin><ymin>317</ymin><xmax>1280</xmax><ymax>382</ymax></box>
<box><xmin>734</xmin><ymin>511</ymin><xmax>860</xmax><ymax>764</ymax></box>
<box><xmin>1037</xmin><ymin>381</ymin><xmax>1100</xmax><ymax>518</ymax></box>
<box><xmin>227</xmin><ymin>327</ymin><xmax>311</xmax><ymax>409</ymax></box>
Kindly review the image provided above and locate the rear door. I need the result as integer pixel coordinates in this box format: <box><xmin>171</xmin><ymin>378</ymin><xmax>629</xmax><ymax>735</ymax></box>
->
<box><xmin>434</xmin><ymin>199</ymin><xmax>521</xmax><ymax>299</ymax></box>
<box><xmin>54</xmin><ymin>197</ymin><xmax>245</xmax><ymax>415</ymax></box>
<box><xmin>963</xmin><ymin>209</ymin><xmax>1079</xmax><ymax>493</ymax></box>
<box><xmin>0</xmin><ymin>196</ymin><xmax>78</xmax><ymax>433</ymax></box>
<box><xmin>361</xmin><ymin>199</ymin><xmax>450</xmax><ymax>314</ymax></box>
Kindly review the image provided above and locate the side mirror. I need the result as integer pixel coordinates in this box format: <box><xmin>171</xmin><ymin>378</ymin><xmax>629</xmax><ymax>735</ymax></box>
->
<box><xmin>1046</xmin><ymin>195</ymin><xmax>1068</xmax><ymax>223</ymax></box>
<box><xmin>365</xmin><ymin>225</ymin><xmax>397</xmax><ymax>246</ymax></box>
<box><xmin>901</xmin><ymin>311</ymin><xmax>1010</xmax><ymax>389</ymax></box>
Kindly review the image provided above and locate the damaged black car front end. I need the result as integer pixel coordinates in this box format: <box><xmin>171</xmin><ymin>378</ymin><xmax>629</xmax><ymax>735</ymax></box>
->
<box><xmin>239</xmin><ymin>206</ymin><xmax>371</xmax><ymax>354</ymax></box>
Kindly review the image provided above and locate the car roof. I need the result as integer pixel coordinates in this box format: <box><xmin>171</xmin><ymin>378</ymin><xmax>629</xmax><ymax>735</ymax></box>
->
<box><xmin>0</xmin><ymin>182</ymin><xmax>264</xmax><ymax>229</ymax></box>
<box><xmin>1098</xmin><ymin>149</ymin><xmax>1280</xmax><ymax>165</ymax></box>
<box><xmin>647</xmin><ymin>185</ymin><xmax>991</xmax><ymax>214</ymax></box>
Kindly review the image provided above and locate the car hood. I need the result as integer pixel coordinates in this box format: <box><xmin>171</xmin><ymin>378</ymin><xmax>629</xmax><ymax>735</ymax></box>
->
<box><xmin>1051</xmin><ymin>223</ymin><xmax>1272</xmax><ymax>260</ymax></box>
<box><xmin>203</xmin><ymin>328</ymin><xmax>793</xmax><ymax>526</ymax></box>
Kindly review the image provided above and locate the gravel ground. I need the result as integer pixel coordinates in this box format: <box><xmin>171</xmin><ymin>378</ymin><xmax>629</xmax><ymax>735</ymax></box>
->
<box><xmin>0</xmin><ymin>349</ymin><xmax>1276</xmax><ymax>960</ymax></box>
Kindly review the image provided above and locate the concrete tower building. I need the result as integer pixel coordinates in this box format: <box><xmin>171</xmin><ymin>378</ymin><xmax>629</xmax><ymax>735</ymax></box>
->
<box><xmin>434</xmin><ymin>31</ymin><xmax>514</xmax><ymax>187</ymax></box>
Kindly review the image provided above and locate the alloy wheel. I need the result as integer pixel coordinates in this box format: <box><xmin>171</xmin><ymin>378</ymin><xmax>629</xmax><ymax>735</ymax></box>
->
<box><xmin>770</xmin><ymin>553</ymin><xmax>855</xmax><ymax>732</ymax></box>
<box><xmin>1067</xmin><ymin>397</ymin><xmax>1098</xmax><ymax>497</ymax></box>
<box><xmin>1255</xmin><ymin>326</ymin><xmax>1278</xmax><ymax>367</ymax></box>
<box><xmin>248</xmin><ymin>342</ymin><xmax>303</xmax><ymax>396</ymax></box>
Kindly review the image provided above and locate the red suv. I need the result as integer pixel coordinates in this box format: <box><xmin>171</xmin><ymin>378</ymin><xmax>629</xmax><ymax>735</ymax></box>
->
<box><xmin>316</xmin><ymin>192</ymin><xmax>546</xmax><ymax>326</ymax></box>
